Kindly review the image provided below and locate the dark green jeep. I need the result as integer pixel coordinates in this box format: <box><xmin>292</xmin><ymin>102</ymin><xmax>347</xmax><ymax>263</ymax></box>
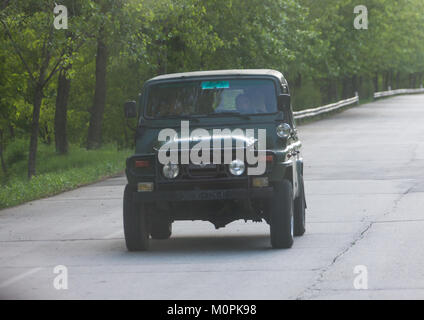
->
<box><xmin>123</xmin><ymin>69</ymin><xmax>306</xmax><ymax>251</ymax></box>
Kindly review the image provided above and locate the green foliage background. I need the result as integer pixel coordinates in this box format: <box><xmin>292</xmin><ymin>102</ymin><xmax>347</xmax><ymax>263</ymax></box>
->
<box><xmin>2</xmin><ymin>0</ymin><xmax>424</xmax><ymax>145</ymax></box>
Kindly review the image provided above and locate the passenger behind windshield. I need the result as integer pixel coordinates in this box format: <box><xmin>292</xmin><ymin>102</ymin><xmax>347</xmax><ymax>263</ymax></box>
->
<box><xmin>145</xmin><ymin>79</ymin><xmax>277</xmax><ymax>118</ymax></box>
<box><xmin>235</xmin><ymin>91</ymin><xmax>268</xmax><ymax>114</ymax></box>
<box><xmin>235</xmin><ymin>94</ymin><xmax>251</xmax><ymax>113</ymax></box>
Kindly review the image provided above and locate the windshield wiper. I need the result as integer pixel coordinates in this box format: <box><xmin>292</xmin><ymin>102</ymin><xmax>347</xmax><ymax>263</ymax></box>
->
<box><xmin>208</xmin><ymin>112</ymin><xmax>250</xmax><ymax>120</ymax></box>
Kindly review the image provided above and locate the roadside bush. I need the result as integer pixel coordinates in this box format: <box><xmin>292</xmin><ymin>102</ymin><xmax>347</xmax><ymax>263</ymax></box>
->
<box><xmin>0</xmin><ymin>142</ymin><xmax>131</xmax><ymax>209</ymax></box>
<box><xmin>4</xmin><ymin>138</ymin><xmax>27</xmax><ymax>167</ymax></box>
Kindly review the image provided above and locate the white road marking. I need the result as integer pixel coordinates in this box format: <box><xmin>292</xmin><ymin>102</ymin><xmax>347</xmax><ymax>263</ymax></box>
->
<box><xmin>0</xmin><ymin>267</ymin><xmax>43</xmax><ymax>288</ymax></box>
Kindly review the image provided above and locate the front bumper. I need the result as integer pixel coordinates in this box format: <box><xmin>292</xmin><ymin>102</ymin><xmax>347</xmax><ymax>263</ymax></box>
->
<box><xmin>132</xmin><ymin>187</ymin><xmax>274</xmax><ymax>202</ymax></box>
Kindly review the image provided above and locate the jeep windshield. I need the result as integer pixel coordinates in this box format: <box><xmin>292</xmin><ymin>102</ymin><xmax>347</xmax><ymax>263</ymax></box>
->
<box><xmin>145</xmin><ymin>79</ymin><xmax>277</xmax><ymax>119</ymax></box>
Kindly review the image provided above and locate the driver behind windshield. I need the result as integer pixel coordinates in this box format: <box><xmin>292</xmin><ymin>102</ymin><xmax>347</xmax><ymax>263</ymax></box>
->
<box><xmin>247</xmin><ymin>89</ymin><xmax>268</xmax><ymax>113</ymax></box>
<box><xmin>235</xmin><ymin>94</ymin><xmax>252</xmax><ymax>113</ymax></box>
<box><xmin>236</xmin><ymin>92</ymin><xmax>267</xmax><ymax>114</ymax></box>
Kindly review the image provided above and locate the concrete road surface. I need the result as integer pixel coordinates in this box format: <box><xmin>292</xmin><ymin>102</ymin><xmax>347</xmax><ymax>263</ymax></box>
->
<box><xmin>1</xmin><ymin>94</ymin><xmax>424</xmax><ymax>299</ymax></box>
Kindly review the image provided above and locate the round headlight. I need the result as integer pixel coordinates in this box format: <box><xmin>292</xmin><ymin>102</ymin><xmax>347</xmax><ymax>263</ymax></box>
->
<box><xmin>229</xmin><ymin>159</ymin><xmax>245</xmax><ymax>176</ymax></box>
<box><xmin>276</xmin><ymin>123</ymin><xmax>291</xmax><ymax>139</ymax></box>
<box><xmin>162</xmin><ymin>163</ymin><xmax>179</xmax><ymax>179</ymax></box>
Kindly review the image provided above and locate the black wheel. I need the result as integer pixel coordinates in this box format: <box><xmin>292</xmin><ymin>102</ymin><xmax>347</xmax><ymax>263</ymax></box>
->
<box><xmin>294</xmin><ymin>175</ymin><xmax>306</xmax><ymax>236</ymax></box>
<box><xmin>150</xmin><ymin>220</ymin><xmax>172</xmax><ymax>240</ymax></box>
<box><xmin>270</xmin><ymin>180</ymin><xmax>294</xmax><ymax>249</ymax></box>
<box><xmin>123</xmin><ymin>185</ymin><xmax>149</xmax><ymax>251</ymax></box>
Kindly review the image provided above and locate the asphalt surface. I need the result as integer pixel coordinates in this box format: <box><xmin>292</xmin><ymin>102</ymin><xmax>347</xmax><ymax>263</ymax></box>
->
<box><xmin>1</xmin><ymin>94</ymin><xmax>424</xmax><ymax>300</ymax></box>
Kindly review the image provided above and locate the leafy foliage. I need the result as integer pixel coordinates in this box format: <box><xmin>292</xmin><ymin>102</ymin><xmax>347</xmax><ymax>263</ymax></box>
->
<box><xmin>0</xmin><ymin>140</ymin><xmax>130</xmax><ymax>208</ymax></box>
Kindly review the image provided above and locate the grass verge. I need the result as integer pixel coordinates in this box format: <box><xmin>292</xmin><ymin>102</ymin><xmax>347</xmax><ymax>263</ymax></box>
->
<box><xmin>0</xmin><ymin>141</ymin><xmax>131</xmax><ymax>209</ymax></box>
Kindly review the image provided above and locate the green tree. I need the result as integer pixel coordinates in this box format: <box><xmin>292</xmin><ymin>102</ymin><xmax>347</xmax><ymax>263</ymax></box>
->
<box><xmin>1</xmin><ymin>1</ymin><xmax>75</xmax><ymax>178</ymax></box>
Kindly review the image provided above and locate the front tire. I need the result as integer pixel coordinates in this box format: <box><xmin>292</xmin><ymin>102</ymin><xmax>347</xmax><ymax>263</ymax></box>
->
<box><xmin>294</xmin><ymin>175</ymin><xmax>306</xmax><ymax>236</ymax></box>
<box><xmin>270</xmin><ymin>180</ymin><xmax>294</xmax><ymax>249</ymax></box>
<box><xmin>123</xmin><ymin>185</ymin><xmax>150</xmax><ymax>251</ymax></box>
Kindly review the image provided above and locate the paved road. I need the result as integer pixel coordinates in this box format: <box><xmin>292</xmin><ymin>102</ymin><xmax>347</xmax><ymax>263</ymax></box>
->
<box><xmin>1</xmin><ymin>94</ymin><xmax>424</xmax><ymax>300</ymax></box>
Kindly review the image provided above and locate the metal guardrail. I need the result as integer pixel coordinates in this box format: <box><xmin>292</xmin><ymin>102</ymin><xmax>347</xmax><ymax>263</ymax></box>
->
<box><xmin>293</xmin><ymin>93</ymin><xmax>359</xmax><ymax>120</ymax></box>
<box><xmin>373</xmin><ymin>87</ymin><xmax>424</xmax><ymax>99</ymax></box>
<box><xmin>293</xmin><ymin>86</ymin><xmax>424</xmax><ymax>121</ymax></box>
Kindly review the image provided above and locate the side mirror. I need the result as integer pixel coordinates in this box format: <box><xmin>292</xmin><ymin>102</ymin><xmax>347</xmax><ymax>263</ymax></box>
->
<box><xmin>278</xmin><ymin>94</ymin><xmax>291</xmax><ymax>111</ymax></box>
<box><xmin>124</xmin><ymin>101</ymin><xmax>137</xmax><ymax>118</ymax></box>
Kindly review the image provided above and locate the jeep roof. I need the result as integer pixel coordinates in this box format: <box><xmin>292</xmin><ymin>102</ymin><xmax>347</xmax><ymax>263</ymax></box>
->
<box><xmin>148</xmin><ymin>69</ymin><xmax>286</xmax><ymax>83</ymax></box>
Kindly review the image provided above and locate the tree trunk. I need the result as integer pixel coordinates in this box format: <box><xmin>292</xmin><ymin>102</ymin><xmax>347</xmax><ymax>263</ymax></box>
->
<box><xmin>87</xmin><ymin>33</ymin><xmax>108</xmax><ymax>150</ymax></box>
<box><xmin>351</xmin><ymin>75</ymin><xmax>358</xmax><ymax>96</ymax></box>
<box><xmin>383</xmin><ymin>71</ymin><xmax>389</xmax><ymax>90</ymax></box>
<box><xmin>9</xmin><ymin>125</ymin><xmax>14</xmax><ymax>138</ymax></box>
<box><xmin>323</xmin><ymin>79</ymin><xmax>338</xmax><ymax>104</ymax></box>
<box><xmin>54</xmin><ymin>68</ymin><xmax>71</xmax><ymax>154</ymax></box>
<box><xmin>408</xmin><ymin>73</ymin><xmax>414</xmax><ymax>88</ymax></box>
<box><xmin>396</xmin><ymin>72</ymin><xmax>401</xmax><ymax>89</ymax></box>
<box><xmin>331</xmin><ymin>79</ymin><xmax>338</xmax><ymax>102</ymax></box>
<box><xmin>0</xmin><ymin>129</ymin><xmax>7</xmax><ymax>176</ymax></box>
<box><xmin>28</xmin><ymin>84</ymin><xmax>43</xmax><ymax>179</ymax></box>
<box><xmin>358</xmin><ymin>75</ymin><xmax>363</xmax><ymax>98</ymax></box>
<box><xmin>320</xmin><ymin>83</ymin><xmax>328</xmax><ymax>105</ymax></box>
<box><xmin>325</xmin><ymin>80</ymin><xmax>332</xmax><ymax>104</ymax></box>
<box><xmin>42</xmin><ymin>124</ymin><xmax>51</xmax><ymax>145</ymax></box>
<box><xmin>342</xmin><ymin>77</ymin><xmax>350</xmax><ymax>99</ymax></box>
<box><xmin>294</xmin><ymin>73</ymin><xmax>302</xmax><ymax>89</ymax></box>
<box><xmin>373</xmin><ymin>73</ymin><xmax>379</xmax><ymax>93</ymax></box>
